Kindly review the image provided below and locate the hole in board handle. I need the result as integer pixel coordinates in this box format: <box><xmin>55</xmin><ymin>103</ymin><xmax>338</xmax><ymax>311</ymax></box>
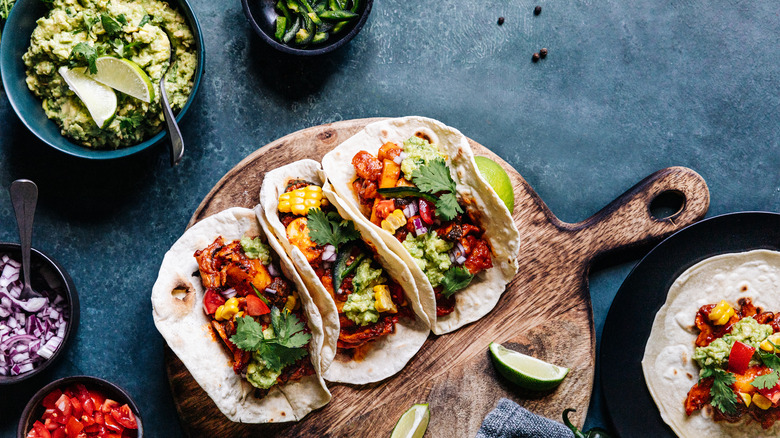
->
<box><xmin>649</xmin><ymin>190</ymin><xmax>686</xmax><ymax>221</ymax></box>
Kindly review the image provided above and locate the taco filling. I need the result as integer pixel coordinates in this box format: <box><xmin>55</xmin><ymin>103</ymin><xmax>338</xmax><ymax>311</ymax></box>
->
<box><xmin>685</xmin><ymin>297</ymin><xmax>780</xmax><ymax>429</ymax></box>
<box><xmin>349</xmin><ymin>136</ymin><xmax>493</xmax><ymax>316</ymax></box>
<box><xmin>276</xmin><ymin>181</ymin><xmax>412</xmax><ymax>352</ymax></box>
<box><xmin>194</xmin><ymin>235</ymin><xmax>314</xmax><ymax>398</ymax></box>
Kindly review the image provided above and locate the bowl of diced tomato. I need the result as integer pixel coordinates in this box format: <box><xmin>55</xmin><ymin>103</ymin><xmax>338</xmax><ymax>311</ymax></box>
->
<box><xmin>18</xmin><ymin>376</ymin><xmax>142</xmax><ymax>438</ymax></box>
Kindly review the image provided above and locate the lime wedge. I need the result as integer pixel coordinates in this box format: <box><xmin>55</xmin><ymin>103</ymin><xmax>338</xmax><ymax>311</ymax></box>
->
<box><xmin>391</xmin><ymin>404</ymin><xmax>430</xmax><ymax>438</ymax></box>
<box><xmin>57</xmin><ymin>66</ymin><xmax>117</xmax><ymax>129</ymax></box>
<box><xmin>89</xmin><ymin>56</ymin><xmax>154</xmax><ymax>103</ymax></box>
<box><xmin>489</xmin><ymin>342</ymin><xmax>569</xmax><ymax>391</ymax></box>
<box><xmin>474</xmin><ymin>156</ymin><xmax>515</xmax><ymax>212</ymax></box>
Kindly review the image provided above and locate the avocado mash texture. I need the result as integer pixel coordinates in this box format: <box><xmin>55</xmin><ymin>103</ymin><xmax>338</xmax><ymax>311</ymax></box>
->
<box><xmin>240</xmin><ymin>237</ymin><xmax>272</xmax><ymax>264</ymax></box>
<box><xmin>343</xmin><ymin>259</ymin><xmax>384</xmax><ymax>325</ymax></box>
<box><xmin>402</xmin><ymin>232</ymin><xmax>453</xmax><ymax>288</ymax></box>
<box><xmin>400</xmin><ymin>136</ymin><xmax>446</xmax><ymax>179</ymax></box>
<box><xmin>693</xmin><ymin>317</ymin><xmax>772</xmax><ymax>368</ymax></box>
<box><xmin>23</xmin><ymin>0</ymin><xmax>196</xmax><ymax>149</ymax></box>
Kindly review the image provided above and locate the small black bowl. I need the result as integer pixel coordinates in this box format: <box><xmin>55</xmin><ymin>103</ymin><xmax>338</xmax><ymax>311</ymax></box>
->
<box><xmin>17</xmin><ymin>376</ymin><xmax>144</xmax><ymax>437</ymax></box>
<box><xmin>0</xmin><ymin>243</ymin><xmax>79</xmax><ymax>385</ymax></box>
<box><xmin>242</xmin><ymin>0</ymin><xmax>373</xmax><ymax>55</ymax></box>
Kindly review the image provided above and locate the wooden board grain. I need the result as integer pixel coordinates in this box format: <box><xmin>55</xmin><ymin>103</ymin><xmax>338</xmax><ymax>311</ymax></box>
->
<box><xmin>165</xmin><ymin>118</ymin><xmax>710</xmax><ymax>437</ymax></box>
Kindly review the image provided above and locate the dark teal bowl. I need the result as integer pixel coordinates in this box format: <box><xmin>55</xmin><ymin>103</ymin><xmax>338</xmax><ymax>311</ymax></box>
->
<box><xmin>0</xmin><ymin>0</ymin><xmax>205</xmax><ymax>160</ymax></box>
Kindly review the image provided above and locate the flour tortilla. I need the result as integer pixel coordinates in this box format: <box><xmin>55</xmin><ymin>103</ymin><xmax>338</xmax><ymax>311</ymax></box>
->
<box><xmin>258</xmin><ymin>159</ymin><xmax>431</xmax><ymax>384</ymax></box>
<box><xmin>151</xmin><ymin>207</ymin><xmax>330</xmax><ymax>423</ymax></box>
<box><xmin>321</xmin><ymin>116</ymin><xmax>521</xmax><ymax>334</ymax></box>
<box><xmin>642</xmin><ymin>249</ymin><xmax>780</xmax><ymax>437</ymax></box>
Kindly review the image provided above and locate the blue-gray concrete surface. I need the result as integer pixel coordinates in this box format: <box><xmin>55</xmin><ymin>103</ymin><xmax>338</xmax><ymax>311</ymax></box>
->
<box><xmin>1</xmin><ymin>0</ymin><xmax>779</xmax><ymax>436</ymax></box>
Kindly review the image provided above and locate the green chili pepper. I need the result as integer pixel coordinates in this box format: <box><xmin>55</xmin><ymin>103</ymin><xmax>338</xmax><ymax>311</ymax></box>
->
<box><xmin>298</xmin><ymin>0</ymin><xmax>322</xmax><ymax>25</ymax></box>
<box><xmin>274</xmin><ymin>17</ymin><xmax>287</xmax><ymax>40</ymax></box>
<box><xmin>282</xmin><ymin>16</ymin><xmax>300</xmax><ymax>43</ymax></box>
<box><xmin>350</xmin><ymin>0</ymin><xmax>359</xmax><ymax>13</ymax></box>
<box><xmin>251</xmin><ymin>285</ymin><xmax>272</xmax><ymax>306</ymax></box>
<box><xmin>312</xmin><ymin>31</ymin><xmax>329</xmax><ymax>44</ymax></box>
<box><xmin>563</xmin><ymin>409</ymin><xmax>612</xmax><ymax>438</ymax></box>
<box><xmin>328</xmin><ymin>0</ymin><xmax>340</xmax><ymax>11</ymax></box>
<box><xmin>318</xmin><ymin>10</ymin><xmax>357</xmax><ymax>20</ymax></box>
<box><xmin>276</xmin><ymin>0</ymin><xmax>292</xmax><ymax>22</ymax></box>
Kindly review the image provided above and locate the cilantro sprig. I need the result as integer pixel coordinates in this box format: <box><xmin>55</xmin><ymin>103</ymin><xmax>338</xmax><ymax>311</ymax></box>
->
<box><xmin>441</xmin><ymin>266</ymin><xmax>474</xmax><ymax>298</ymax></box>
<box><xmin>0</xmin><ymin>0</ymin><xmax>15</xmax><ymax>20</ymax></box>
<box><xmin>306</xmin><ymin>208</ymin><xmax>360</xmax><ymax>249</ymax></box>
<box><xmin>230</xmin><ymin>307</ymin><xmax>311</xmax><ymax>372</ymax></box>
<box><xmin>69</xmin><ymin>42</ymin><xmax>103</xmax><ymax>74</ymax></box>
<box><xmin>701</xmin><ymin>368</ymin><xmax>738</xmax><ymax>415</ymax></box>
<box><xmin>101</xmin><ymin>13</ymin><xmax>127</xmax><ymax>37</ymax></box>
<box><xmin>752</xmin><ymin>341</ymin><xmax>780</xmax><ymax>390</ymax></box>
<box><xmin>410</xmin><ymin>159</ymin><xmax>463</xmax><ymax>221</ymax></box>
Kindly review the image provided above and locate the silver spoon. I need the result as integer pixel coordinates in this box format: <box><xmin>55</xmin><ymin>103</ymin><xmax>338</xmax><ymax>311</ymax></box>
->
<box><xmin>160</xmin><ymin>34</ymin><xmax>184</xmax><ymax>167</ymax></box>
<box><xmin>10</xmin><ymin>179</ymin><xmax>41</xmax><ymax>299</ymax></box>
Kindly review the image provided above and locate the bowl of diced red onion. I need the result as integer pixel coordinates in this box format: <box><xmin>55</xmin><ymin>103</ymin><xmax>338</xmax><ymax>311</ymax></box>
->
<box><xmin>0</xmin><ymin>243</ymin><xmax>79</xmax><ymax>383</ymax></box>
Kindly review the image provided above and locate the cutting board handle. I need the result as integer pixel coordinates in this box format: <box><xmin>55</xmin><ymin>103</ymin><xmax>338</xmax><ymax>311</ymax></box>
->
<box><xmin>563</xmin><ymin>166</ymin><xmax>709</xmax><ymax>262</ymax></box>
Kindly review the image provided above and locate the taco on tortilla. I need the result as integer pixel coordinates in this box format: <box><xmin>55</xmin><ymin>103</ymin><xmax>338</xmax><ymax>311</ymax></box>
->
<box><xmin>258</xmin><ymin>159</ymin><xmax>430</xmax><ymax>384</ymax></box>
<box><xmin>151</xmin><ymin>207</ymin><xmax>331</xmax><ymax>423</ymax></box>
<box><xmin>642</xmin><ymin>249</ymin><xmax>780</xmax><ymax>436</ymax></box>
<box><xmin>321</xmin><ymin>117</ymin><xmax>521</xmax><ymax>335</ymax></box>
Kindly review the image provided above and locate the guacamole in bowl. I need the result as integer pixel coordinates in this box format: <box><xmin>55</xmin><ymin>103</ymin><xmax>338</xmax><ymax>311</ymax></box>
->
<box><xmin>0</xmin><ymin>0</ymin><xmax>204</xmax><ymax>159</ymax></box>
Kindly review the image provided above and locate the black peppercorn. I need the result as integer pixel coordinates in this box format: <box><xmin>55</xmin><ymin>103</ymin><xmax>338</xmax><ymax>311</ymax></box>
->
<box><xmin>498</xmin><ymin>16</ymin><xmax>505</xmax><ymax>25</ymax></box>
<box><xmin>532</xmin><ymin>53</ymin><xmax>540</xmax><ymax>62</ymax></box>
<box><xmin>534</xmin><ymin>5</ymin><xmax>542</xmax><ymax>15</ymax></box>
<box><xmin>539</xmin><ymin>48</ymin><xmax>548</xmax><ymax>58</ymax></box>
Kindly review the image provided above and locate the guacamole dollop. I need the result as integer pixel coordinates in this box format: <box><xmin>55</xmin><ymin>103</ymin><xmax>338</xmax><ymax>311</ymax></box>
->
<box><xmin>240</xmin><ymin>236</ymin><xmax>271</xmax><ymax>265</ymax></box>
<box><xmin>245</xmin><ymin>325</ymin><xmax>280</xmax><ymax>389</ymax></box>
<box><xmin>343</xmin><ymin>259</ymin><xmax>384</xmax><ymax>326</ymax></box>
<box><xmin>693</xmin><ymin>317</ymin><xmax>773</xmax><ymax>368</ymax></box>
<box><xmin>23</xmin><ymin>0</ymin><xmax>197</xmax><ymax>149</ymax></box>
<box><xmin>402</xmin><ymin>232</ymin><xmax>453</xmax><ymax>287</ymax></box>
<box><xmin>400</xmin><ymin>136</ymin><xmax>446</xmax><ymax>179</ymax></box>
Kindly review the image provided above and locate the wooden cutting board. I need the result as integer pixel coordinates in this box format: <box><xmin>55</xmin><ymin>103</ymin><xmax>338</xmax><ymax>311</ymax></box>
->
<box><xmin>164</xmin><ymin>118</ymin><xmax>709</xmax><ymax>437</ymax></box>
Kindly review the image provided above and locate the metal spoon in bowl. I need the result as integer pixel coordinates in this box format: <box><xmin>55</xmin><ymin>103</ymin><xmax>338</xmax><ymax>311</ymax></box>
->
<box><xmin>10</xmin><ymin>179</ymin><xmax>42</xmax><ymax>300</ymax></box>
<box><xmin>160</xmin><ymin>33</ymin><xmax>184</xmax><ymax>167</ymax></box>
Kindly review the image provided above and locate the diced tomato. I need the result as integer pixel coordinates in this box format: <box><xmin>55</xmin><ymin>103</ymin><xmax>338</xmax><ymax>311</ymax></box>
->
<box><xmin>65</xmin><ymin>416</ymin><xmax>84</xmax><ymax>437</ymax></box>
<box><xmin>83</xmin><ymin>424</ymin><xmax>104</xmax><ymax>434</ymax></box>
<box><xmin>42</xmin><ymin>389</ymin><xmax>63</xmax><ymax>409</ymax></box>
<box><xmin>374</xmin><ymin>200</ymin><xmax>396</xmax><ymax>220</ymax></box>
<box><xmin>70</xmin><ymin>396</ymin><xmax>83</xmax><ymax>419</ymax></box>
<box><xmin>100</xmin><ymin>399</ymin><xmax>119</xmax><ymax>414</ymax></box>
<box><xmin>203</xmin><ymin>289</ymin><xmax>225</xmax><ymax>315</ymax></box>
<box><xmin>102</xmin><ymin>412</ymin><xmax>124</xmax><ymax>434</ymax></box>
<box><xmin>27</xmin><ymin>421</ymin><xmax>51</xmax><ymax>438</ymax></box>
<box><xmin>418</xmin><ymin>199</ymin><xmax>435</xmax><ymax>225</ymax></box>
<box><xmin>110</xmin><ymin>405</ymin><xmax>138</xmax><ymax>429</ymax></box>
<box><xmin>758</xmin><ymin>382</ymin><xmax>780</xmax><ymax>404</ymax></box>
<box><xmin>44</xmin><ymin>418</ymin><xmax>58</xmax><ymax>431</ymax></box>
<box><xmin>245</xmin><ymin>293</ymin><xmax>270</xmax><ymax>316</ymax></box>
<box><xmin>80</xmin><ymin>415</ymin><xmax>95</xmax><ymax>427</ymax></box>
<box><xmin>55</xmin><ymin>394</ymin><xmax>73</xmax><ymax>418</ymax></box>
<box><xmin>94</xmin><ymin>411</ymin><xmax>104</xmax><ymax>425</ymax></box>
<box><xmin>51</xmin><ymin>428</ymin><xmax>66</xmax><ymax>438</ymax></box>
<box><xmin>728</xmin><ymin>341</ymin><xmax>756</xmax><ymax>375</ymax></box>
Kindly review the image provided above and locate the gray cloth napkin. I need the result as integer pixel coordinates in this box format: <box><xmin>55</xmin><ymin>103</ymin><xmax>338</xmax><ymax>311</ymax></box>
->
<box><xmin>475</xmin><ymin>398</ymin><xmax>575</xmax><ymax>438</ymax></box>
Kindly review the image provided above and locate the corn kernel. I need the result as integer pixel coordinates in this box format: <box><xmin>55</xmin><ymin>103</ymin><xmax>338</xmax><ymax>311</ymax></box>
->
<box><xmin>215</xmin><ymin>297</ymin><xmax>240</xmax><ymax>321</ymax></box>
<box><xmin>709</xmin><ymin>300</ymin><xmax>735</xmax><ymax>326</ymax></box>
<box><xmin>761</xmin><ymin>333</ymin><xmax>780</xmax><ymax>352</ymax></box>
<box><xmin>373</xmin><ymin>285</ymin><xmax>398</xmax><ymax>314</ymax></box>
<box><xmin>284</xmin><ymin>293</ymin><xmax>298</xmax><ymax>312</ymax></box>
<box><xmin>739</xmin><ymin>392</ymin><xmax>752</xmax><ymax>407</ymax></box>
<box><xmin>753</xmin><ymin>393</ymin><xmax>772</xmax><ymax>410</ymax></box>
<box><xmin>278</xmin><ymin>186</ymin><xmax>323</xmax><ymax>214</ymax></box>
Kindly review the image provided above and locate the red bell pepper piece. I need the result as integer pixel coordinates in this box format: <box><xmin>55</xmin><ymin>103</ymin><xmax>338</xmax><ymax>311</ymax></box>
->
<box><xmin>203</xmin><ymin>289</ymin><xmax>225</xmax><ymax>315</ymax></box>
<box><xmin>728</xmin><ymin>341</ymin><xmax>756</xmax><ymax>375</ymax></box>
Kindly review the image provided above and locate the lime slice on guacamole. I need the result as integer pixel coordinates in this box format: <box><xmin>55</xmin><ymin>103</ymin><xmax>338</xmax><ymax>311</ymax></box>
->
<box><xmin>58</xmin><ymin>66</ymin><xmax>117</xmax><ymax>129</ymax></box>
<box><xmin>474</xmin><ymin>156</ymin><xmax>514</xmax><ymax>212</ymax></box>
<box><xmin>489</xmin><ymin>342</ymin><xmax>569</xmax><ymax>391</ymax></box>
<box><xmin>90</xmin><ymin>56</ymin><xmax>154</xmax><ymax>103</ymax></box>
<box><xmin>391</xmin><ymin>403</ymin><xmax>430</xmax><ymax>438</ymax></box>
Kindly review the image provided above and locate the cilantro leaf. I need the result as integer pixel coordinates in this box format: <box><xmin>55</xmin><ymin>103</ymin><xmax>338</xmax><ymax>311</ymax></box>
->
<box><xmin>83</xmin><ymin>12</ymin><xmax>99</xmax><ymax>34</ymax></box>
<box><xmin>441</xmin><ymin>266</ymin><xmax>474</xmax><ymax>298</ymax></box>
<box><xmin>110</xmin><ymin>39</ymin><xmax>141</xmax><ymax>58</ymax></box>
<box><xmin>752</xmin><ymin>371</ymin><xmax>780</xmax><ymax>390</ymax></box>
<box><xmin>759</xmin><ymin>343</ymin><xmax>780</xmax><ymax>369</ymax></box>
<box><xmin>701</xmin><ymin>368</ymin><xmax>738</xmax><ymax>415</ymax></box>
<box><xmin>70</xmin><ymin>42</ymin><xmax>99</xmax><ymax>74</ymax></box>
<box><xmin>435</xmin><ymin>192</ymin><xmax>463</xmax><ymax>221</ymax></box>
<box><xmin>230</xmin><ymin>316</ymin><xmax>265</xmax><ymax>351</ymax></box>
<box><xmin>411</xmin><ymin>159</ymin><xmax>457</xmax><ymax>195</ymax></box>
<box><xmin>118</xmin><ymin>113</ymin><xmax>144</xmax><ymax>131</ymax></box>
<box><xmin>101</xmin><ymin>13</ymin><xmax>125</xmax><ymax>36</ymax></box>
<box><xmin>0</xmin><ymin>0</ymin><xmax>15</xmax><ymax>20</ymax></box>
<box><xmin>138</xmin><ymin>14</ymin><xmax>151</xmax><ymax>26</ymax></box>
<box><xmin>306</xmin><ymin>208</ymin><xmax>360</xmax><ymax>248</ymax></box>
<box><xmin>229</xmin><ymin>308</ymin><xmax>311</xmax><ymax>373</ymax></box>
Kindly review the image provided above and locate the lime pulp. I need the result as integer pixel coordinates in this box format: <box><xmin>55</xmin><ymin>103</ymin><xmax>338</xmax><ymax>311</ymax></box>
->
<box><xmin>489</xmin><ymin>342</ymin><xmax>569</xmax><ymax>391</ymax></box>
<box><xmin>391</xmin><ymin>403</ymin><xmax>430</xmax><ymax>438</ymax></box>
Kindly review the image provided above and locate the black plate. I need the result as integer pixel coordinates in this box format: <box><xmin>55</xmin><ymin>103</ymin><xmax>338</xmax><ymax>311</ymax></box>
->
<box><xmin>600</xmin><ymin>212</ymin><xmax>780</xmax><ymax>437</ymax></box>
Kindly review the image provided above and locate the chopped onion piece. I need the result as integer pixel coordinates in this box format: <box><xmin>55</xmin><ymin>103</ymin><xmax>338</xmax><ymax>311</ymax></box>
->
<box><xmin>221</xmin><ymin>288</ymin><xmax>237</xmax><ymax>299</ymax></box>
<box><xmin>267</xmin><ymin>264</ymin><xmax>280</xmax><ymax>277</ymax></box>
<box><xmin>264</xmin><ymin>288</ymin><xmax>278</xmax><ymax>295</ymax></box>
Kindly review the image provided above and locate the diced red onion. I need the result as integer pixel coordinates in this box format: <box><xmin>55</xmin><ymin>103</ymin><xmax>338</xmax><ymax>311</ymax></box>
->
<box><xmin>411</xmin><ymin>218</ymin><xmax>427</xmax><ymax>237</ymax></box>
<box><xmin>321</xmin><ymin>245</ymin><xmax>337</xmax><ymax>262</ymax></box>
<box><xmin>267</xmin><ymin>264</ymin><xmax>280</xmax><ymax>277</ymax></box>
<box><xmin>220</xmin><ymin>288</ymin><xmax>237</xmax><ymax>299</ymax></box>
<box><xmin>403</xmin><ymin>200</ymin><xmax>419</xmax><ymax>219</ymax></box>
<box><xmin>0</xmin><ymin>255</ymin><xmax>68</xmax><ymax>376</ymax></box>
<box><xmin>264</xmin><ymin>288</ymin><xmax>277</xmax><ymax>295</ymax></box>
<box><xmin>393</xmin><ymin>152</ymin><xmax>407</xmax><ymax>165</ymax></box>
<box><xmin>449</xmin><ymin>242</ymin><xmax>467</xmax><ymax>265</ymax></box>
